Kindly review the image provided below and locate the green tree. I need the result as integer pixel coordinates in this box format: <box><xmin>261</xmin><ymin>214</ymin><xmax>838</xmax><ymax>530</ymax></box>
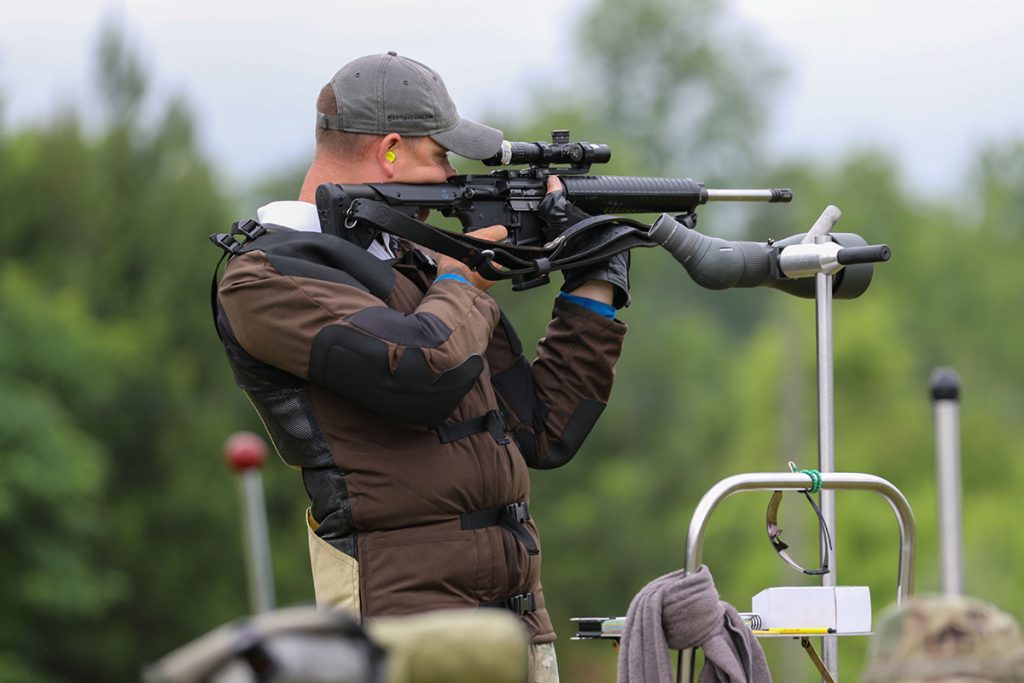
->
<box><xmin>0</xmin><ymin>266</ymin><xmax>135</xmax><ymax>682</ymax></box>
<box><xmin>0</xmin><ymin>23</ymin><xmax>311</xmax><ymax>681</ymax></box>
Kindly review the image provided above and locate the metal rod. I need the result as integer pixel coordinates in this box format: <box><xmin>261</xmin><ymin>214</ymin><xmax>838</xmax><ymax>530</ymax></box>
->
<box><xmin>682</xmin><ymin>473</ymin><xmax>916</xmax><ymax>597</ymax></box>
<box><xmin>931</xmin><ymin>367</ymin><xmax>965</xmax><ymax>595</ymax></box>
<box><xmin>704</xmin><ymin>189</ymin><xmax>788</xmax><ymax>202</ymax></box>
<box><xmin>241</xmin><ymin>469</ymin><xmax>276</xmax><ymax>613</ymax></box>
<box><xmin>803</xmin><ymin>205</ymin><xmax>842</xmax><ymax>243</ymax></box>
<box><xmin>801</xmin><ymin>637</ymin><xmax>836</xmax><ymax>683</ymax></box>
<box><xmin>678</xmin><ymin>472</ymin><xmax>916</xmax><ymax>682</ymax></box>
<box><xmin>814</xmin><ymin>237</ymin><xmax>839</xmax><ymax>680</ymax></box>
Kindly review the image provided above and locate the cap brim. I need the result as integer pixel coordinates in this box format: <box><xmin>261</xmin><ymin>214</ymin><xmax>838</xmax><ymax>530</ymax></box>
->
<box><xmin>431</xmin><ymin>117</ymin><xmax>503</xmax><ymax>160</ymax></box>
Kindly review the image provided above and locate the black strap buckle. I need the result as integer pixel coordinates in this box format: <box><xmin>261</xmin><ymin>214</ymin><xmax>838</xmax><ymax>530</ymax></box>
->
<box><xmin>486</xmin><ymin>410</ymin><xmax>510</xmax><ymax>445</ymax></box>
<box><xmin>461</xmin><ymin>500</ymin><xmax>538</xmax><ymax>556</ymax></box>
<box><xmin>500</xmin><ymin>503</ymin><xmax>538</xmax><ymax>556</ymax></box>
<box><xmin>437</xmin><ymin>409</ymin><xmax>509</xmax><ymax>446</ymax></box>
<box><xmin>235</xmin><ymin>219</ymin><xmax>266</xmax><ymax>241</ymax></box>
<box><xmin>505</xmin><ymin>593</ymin><xmax>537</xmax><ymax>616</ymax></box>
<box><xmin>462</xmin><ymin>501</ymin><xmax>530</xmax><ymax>530</ymax></box>
<box><xmin>210</xmin><ymin>220</ymin><xmax>268</xmax><ymax>255</ymax></box>
<box><xmin>505</xmin><ymin>501</ymin><xmax>530</xmax><ymax>525</ymax></box>
<box><xmin>479</xmin><ymin>591</ymin><xmax>537</xmax><ymax>616</ymax></box>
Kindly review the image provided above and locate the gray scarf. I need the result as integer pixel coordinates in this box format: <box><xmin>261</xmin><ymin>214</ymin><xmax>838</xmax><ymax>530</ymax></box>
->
<box><xmin>617</xmin><ymin>565</ymin><xmax>772</xmax><ymax>683</ymax></box>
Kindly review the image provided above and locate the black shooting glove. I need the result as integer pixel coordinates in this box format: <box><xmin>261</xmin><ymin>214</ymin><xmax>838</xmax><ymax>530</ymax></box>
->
<box><xmin>538</xmin><ymin>189</ymin><xmax>631</xmax><ymax>309</ymax></box>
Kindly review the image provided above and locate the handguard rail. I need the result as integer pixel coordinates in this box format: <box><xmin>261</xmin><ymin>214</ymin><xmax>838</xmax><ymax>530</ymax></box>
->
<box><xmin>678</xmin><ymin>471</ymin><xmax>916</xmax><ymax>682</ymax></box>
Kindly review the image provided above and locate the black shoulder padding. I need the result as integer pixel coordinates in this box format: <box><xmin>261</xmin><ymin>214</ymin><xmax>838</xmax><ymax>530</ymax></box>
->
<box><xmin>533</xmin><ymin>398</ymin><xmax>606</xmax><ymax>470</ymax></box>
<box><xmin>216</xmin><ymin>296</ymin><xmax>301</xmax><ymax>387</ymax></box>
<box><xmin>345</xmin><ymin>308</ymin><xmax>453</xmax><ymax>348</ymax></box>
<box><xmin>244</xmin><ymin>231</ymin><xmax>396</xmax><ymax>300</ymax></box>
<box><xmin>216</xmin><ymin>300</ymin><xmax>339</xmax><ymax>470</ymax></box>
<box><xmin>310</xmin><ymin>324</ymin><xmax>483</xmax><ymax>426</ymax></box>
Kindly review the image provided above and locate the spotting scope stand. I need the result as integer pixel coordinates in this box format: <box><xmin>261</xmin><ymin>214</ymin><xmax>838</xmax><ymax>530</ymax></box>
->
<box><xmin>679</xmin><ymin>206</ymin><xmax>911</xmax><ymax>682</ymax></box>
<box><xmin>575</xmin><ymin>207</ymin><xmax>914</xmax><ymax>683</ymax></box>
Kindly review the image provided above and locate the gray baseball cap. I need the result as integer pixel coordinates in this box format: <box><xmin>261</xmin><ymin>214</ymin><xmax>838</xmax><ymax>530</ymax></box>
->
<box><xmin>317</xmin><ymin>51</ymin><xmax>503</xmax><ymax>160</ymax></box>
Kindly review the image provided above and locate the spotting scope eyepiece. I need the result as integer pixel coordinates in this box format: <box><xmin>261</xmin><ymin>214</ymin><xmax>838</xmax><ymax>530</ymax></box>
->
<box><xmin>649</xmin><ymin>212</ymin><xmax>889</xmax><ymax>300</ymax></box>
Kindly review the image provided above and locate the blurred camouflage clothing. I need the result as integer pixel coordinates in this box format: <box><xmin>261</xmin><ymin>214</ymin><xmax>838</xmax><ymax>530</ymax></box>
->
<box><xmin>863</xmin><ymin>594</ymin><xmax>1024</xmax><ymax>682</ymax></box>
<box><xmin>528</xmin><ymin>642</ymin><xmax>559</xmax><ymax>683</ymax></box>
<box><xmin>144</xmin><ymin>606</ymin><xmax>529</xmax><ymax>683</ymax></box>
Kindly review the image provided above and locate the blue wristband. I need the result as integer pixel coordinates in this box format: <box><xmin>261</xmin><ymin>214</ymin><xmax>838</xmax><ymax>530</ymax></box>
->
<box><xmin>558</xmin><ymin>292</ymin><xmax>616</xmax><ymax>319</ymax></box>
<box><xmin>433</xmin><ymin>273</ymin><xmax>472</xmax><ymax>287</ymax></box>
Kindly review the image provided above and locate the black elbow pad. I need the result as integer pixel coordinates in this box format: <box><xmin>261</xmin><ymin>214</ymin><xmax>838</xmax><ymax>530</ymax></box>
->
<box><xmin>534</xmin><ymin>399</ymin><xmax>606</xmax><ymax>469</ymax></box>
<box><xmin>310</xmin><ymin>324</ymin><xmax>483</xmax><ymax>426</ymax></box>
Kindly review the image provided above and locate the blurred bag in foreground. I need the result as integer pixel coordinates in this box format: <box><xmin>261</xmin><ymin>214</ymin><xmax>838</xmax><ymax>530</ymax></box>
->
<box><xmin>143</xmin><ymin>606</ymin><xmax>528</xmax><ymax>683</ymax></box>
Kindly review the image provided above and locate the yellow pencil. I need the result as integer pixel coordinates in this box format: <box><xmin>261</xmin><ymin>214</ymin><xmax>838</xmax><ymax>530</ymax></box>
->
<box><xmin>751</xmin><ymin>627</ymin><xmax>834</xmax><ymax>634</ymax></box>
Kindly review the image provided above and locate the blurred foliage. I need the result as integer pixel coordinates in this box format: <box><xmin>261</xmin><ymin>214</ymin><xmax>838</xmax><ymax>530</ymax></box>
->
<box><xmin>574</xmin><ymin>0</ymin><xmax>782</xmax><ymax>176</ymax></box>
<box><xmin>0</xmin><ymin>22</ymin><xmax>311</xmax><ymax>682</ymax></box>
<box><xmin>2</xmin><ymin>3</ymin><xmax>1023</xmax><ymax>682</ymax></box>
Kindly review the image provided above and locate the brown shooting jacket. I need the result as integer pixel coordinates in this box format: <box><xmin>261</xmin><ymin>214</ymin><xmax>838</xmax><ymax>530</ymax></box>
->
<box><xmin>214</xmin><ymin>226</ymin><xmax>625</xmax><ymax>642</ymax></box>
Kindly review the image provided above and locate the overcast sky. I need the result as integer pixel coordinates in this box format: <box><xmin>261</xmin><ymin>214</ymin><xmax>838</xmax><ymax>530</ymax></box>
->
<box><xmin>3</xmin><ymin>0</ymin><xmax>1023</xmax><ymax>196</ymax></box>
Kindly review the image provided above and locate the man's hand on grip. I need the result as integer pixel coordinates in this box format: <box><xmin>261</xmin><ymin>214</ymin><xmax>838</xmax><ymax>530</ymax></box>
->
<box><xmin>540</xmin><ymin>176</ymin><xmax>630</xmax><ymax>309</ymax></box>
<box><xmin>434</xmin><ymin>225</ymin><xmax>508</xmax><ymax>291</ymax></box>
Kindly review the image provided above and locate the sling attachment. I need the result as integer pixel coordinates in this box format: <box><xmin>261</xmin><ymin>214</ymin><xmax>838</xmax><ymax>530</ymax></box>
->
<box><xmin>461</xmin><ymin>501</ymin><xmax>539</xmax><ymax>556</ymax></box>
<box><xmin>210</xmin><ymin>219</ymin><xmax>268</xmax><ymax>256</ymax></box>
<box><xmin>437</xmin><ymin>410</ymin><xmax>510</xmax><ymax>445</ymax></box>
<box><xmin>765</xmin><ymin>474</ymin><xmax>833</xmax><ymax>576</ymax></box>
<box><xmin>480</xmin><ymin>592</ymin><xmax>537</xmax><ymax>616</ymax></box>
<box><xmin>343</xmin><ymin>198</ymin><xmax>648</xmax><ymax>284</ymax></box>
<box><xmin>465</xmin><ymin>248</ymin><xmax>497</xmax><ymax>273</ymax></box>
<box><xmin>210</xmin><ymin>220</ymin><xmax>270</xmax><ymax>343</ymax></box>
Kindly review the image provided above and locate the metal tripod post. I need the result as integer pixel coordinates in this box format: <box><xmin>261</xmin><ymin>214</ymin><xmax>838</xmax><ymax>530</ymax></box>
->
<box><xmin>930</xmin><ymin>367</ymin><xmax>964</xmax><ymax>595</ymax></box>
<box><xmin>814</xmin><ymin>234</ymin><xmax>839</xmax><ymax>680</ymax></box>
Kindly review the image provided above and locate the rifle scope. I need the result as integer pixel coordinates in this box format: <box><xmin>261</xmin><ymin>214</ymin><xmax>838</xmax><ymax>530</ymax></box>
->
<box><xmin>483</xmin><ymin>130</ymin><xmax>611</xmax><ymax>169</ymax></box>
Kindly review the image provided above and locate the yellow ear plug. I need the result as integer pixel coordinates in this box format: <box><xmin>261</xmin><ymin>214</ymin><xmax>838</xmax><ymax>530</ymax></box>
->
<box><xmin>385</xmin><ymin>150</ymin><xmax>396</xmax><ymax>163</ymax></box>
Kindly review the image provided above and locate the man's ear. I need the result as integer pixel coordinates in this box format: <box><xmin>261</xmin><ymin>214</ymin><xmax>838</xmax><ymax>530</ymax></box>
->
<box><xmin>375</xmin><ymin>133</ymin><xmax>402</xmax><ymax>179</ymax></box>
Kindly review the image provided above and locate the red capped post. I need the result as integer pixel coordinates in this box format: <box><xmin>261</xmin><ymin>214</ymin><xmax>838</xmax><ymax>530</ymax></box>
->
<box><xmin>224</xmin><ymin>431</ymin><xmax>276</xmax><ymax>613</ymax></box>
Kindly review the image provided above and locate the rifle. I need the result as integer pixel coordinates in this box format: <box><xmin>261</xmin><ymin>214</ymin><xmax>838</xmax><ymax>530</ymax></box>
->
<box><xmin>315</xmin><ymin>131</ymin><xmax>888</xmax><ymax>298</ymax></box>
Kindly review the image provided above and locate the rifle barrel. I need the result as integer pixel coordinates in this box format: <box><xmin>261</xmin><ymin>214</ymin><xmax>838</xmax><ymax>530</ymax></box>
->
<box><xmin>558</xmin><ymin>178</ymin><xmax>792</xmax><ymax>213</ymax></box>
<box><xmin>705</xmin><ymin>188</ymin><xmax>793</xmax><ymax>203</ymax></box>
<box><xmin>563</xmin><ymin>175</ymin><xmax>706</xmax><ymax>214</ymax></box>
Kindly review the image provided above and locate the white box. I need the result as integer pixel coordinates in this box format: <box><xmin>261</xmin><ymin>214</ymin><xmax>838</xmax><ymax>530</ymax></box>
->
<box><xmin>751</xmin><ymin>586</ymin><xmax>872</xmax><ymax>633</ymax></box>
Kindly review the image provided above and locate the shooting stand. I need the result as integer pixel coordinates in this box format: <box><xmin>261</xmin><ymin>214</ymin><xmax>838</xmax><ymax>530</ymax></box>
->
<box><xmin>573</xmin><ymin>207</ymin><xmax>913</xmax><ymax>682</ymax></box>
